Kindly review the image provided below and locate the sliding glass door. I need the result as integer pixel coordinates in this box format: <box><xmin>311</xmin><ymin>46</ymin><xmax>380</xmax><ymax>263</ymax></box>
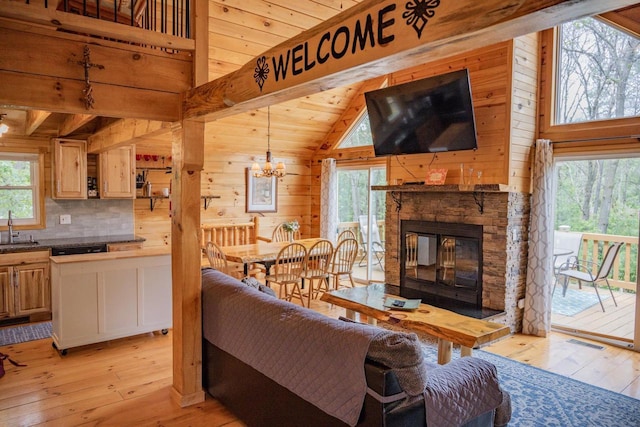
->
<box><xmin>336</xmin><ymin>165</ymin><xmax>386</xmax><ymax>284</ymax></box>
<box><xmin>552</xmin><ymin>157</ymin><xmax>639</xmax><ymax>349</ymax></box>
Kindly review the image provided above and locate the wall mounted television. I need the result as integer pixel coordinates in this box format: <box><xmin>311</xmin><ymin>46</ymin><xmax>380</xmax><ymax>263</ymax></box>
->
<box><xmin>365</xmin><ymin>69</ymin><xmax>478</xmax><ymax>156</ymax></box>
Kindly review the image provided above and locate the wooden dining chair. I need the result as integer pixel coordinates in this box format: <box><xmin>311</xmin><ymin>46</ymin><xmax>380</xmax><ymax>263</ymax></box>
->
<box><xmin>337</xmin><ymin>229</ymin><xmax>356</xmax><ymax>243</ymax></box>
<box><xmin>328</xmin><ymin>238</ymin><xmax>359</xmax><ymax>290</ymax></box>
<box><xmin>264</xmin><ymin>242</ymin><xmax>307</xmax><ymax>305</ymax></box>
<box><xmin>271</xmin><ymin>222</ymin><xmax>301</xmax><ymax>242</ymax></box>
<box><xmin>205</xmin><ymin>241</ymin><xmax>228</xmax><ymax>274</ymax></box>
<box><xmin>300</xmin><ymin>239</ymin><xmax>334</xmax><ymax>307</ymax></box>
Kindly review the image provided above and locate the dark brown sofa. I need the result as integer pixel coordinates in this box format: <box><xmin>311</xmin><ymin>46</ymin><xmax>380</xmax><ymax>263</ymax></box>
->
<box><xmin>201</xmin><ymin>268</ymin><xmax>510</xmax><ymax>427</ymax></box>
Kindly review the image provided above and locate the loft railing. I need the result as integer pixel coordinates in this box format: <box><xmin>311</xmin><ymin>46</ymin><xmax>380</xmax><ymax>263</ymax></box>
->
<box><xmin>21</xmin><ymin>0</ymin><xmax>191</xmax><ymax>42</ymax></box>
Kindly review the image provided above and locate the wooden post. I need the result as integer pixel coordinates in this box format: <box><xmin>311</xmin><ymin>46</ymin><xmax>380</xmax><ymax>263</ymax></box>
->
<box><xmin>170</xmin><ymin>120</ymin><xmax>205</xmax><ymax>407</ymax></box>
<box><xmin>171</xmin><ymin>0</ymin><xmax>209</xmax><ymax>407</ymax></box>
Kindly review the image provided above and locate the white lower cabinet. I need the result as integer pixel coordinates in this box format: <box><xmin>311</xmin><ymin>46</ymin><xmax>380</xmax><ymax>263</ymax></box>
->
<box><xmin>50</xmin><ymin>251</ymin><xmax>172</xmax><ymax>353</ymax></box>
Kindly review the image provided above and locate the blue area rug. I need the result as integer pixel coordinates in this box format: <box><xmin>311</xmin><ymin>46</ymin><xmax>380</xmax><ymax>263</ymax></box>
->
<box><xmin>419</xmin><ymin>344</ymin><xmax>640</xmax><ymax>426</ymax></box>
<box><xmin>552</xmin><ymin>287</ymin><xmax>610</xmax><ymax>316</ymax></box>
<box><xmin>0</xmin><ymin>321</ymin><xmax>51</xmax><ymax>346</ymax></box>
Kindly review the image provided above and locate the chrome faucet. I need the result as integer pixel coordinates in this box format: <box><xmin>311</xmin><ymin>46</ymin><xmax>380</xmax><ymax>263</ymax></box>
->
<box><xmin>7</xmin><ymin>210</ymin><xmax>18</xmax><ymax>244</ymax></box>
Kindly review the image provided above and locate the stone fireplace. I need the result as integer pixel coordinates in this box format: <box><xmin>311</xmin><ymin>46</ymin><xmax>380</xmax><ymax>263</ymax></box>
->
<box><xmin>382</xmin><ymin>186</ymin><xmax>530</xmax><ymax>332</ymax></box>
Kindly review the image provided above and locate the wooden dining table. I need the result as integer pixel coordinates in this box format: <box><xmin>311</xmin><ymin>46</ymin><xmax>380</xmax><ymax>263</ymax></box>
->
<box><xmin>223</xmin><ymin>238</ymin><xmax>324</xmax><ymax>276</ymax></box>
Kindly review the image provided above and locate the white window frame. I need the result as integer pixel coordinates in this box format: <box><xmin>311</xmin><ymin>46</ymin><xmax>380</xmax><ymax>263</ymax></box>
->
<box><xmin>0</xmin><ymin>151</ymin><xmax>45</xmax><ymax>229</ymax></box>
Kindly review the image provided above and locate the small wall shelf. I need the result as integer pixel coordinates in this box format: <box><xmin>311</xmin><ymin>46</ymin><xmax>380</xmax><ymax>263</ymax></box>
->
<box><xmin>138</xmin><ymin>195</ymin><xmax>221</xmax><ymax>211</ymax></box>
<box><xmin>138</xmin><ymin>195</ymin><xmax>168</xmax><ymax>211</ymax></box>
<box><xmin>202</xmin><ymin>195</ymin><xmax>221</xmax><ymax>210</ymax></box>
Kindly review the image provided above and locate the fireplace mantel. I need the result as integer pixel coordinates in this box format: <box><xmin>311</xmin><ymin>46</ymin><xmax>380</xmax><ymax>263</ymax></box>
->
<box><xmin>371</xmin><ymin>183</ymin><xmax>513</xmax><ymax>193</ymax></box>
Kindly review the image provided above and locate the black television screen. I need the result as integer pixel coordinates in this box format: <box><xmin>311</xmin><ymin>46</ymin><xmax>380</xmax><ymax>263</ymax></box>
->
<box><xmin>365</xmin><ymin>69</ymin><xmax>478</xmax><ymax>156</ymax></box>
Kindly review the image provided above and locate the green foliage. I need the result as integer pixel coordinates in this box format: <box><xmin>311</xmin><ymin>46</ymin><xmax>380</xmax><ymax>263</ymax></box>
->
<box><xmin>337</xmin><ymin>167</ymin><xmax>386</xmax><ymax>223</ymax></box>
<box><xmin>556</xmin><ymin>159</ymin><xmax>640</xmax><ymax>283</ymax></box>
<box><xmin>0</xmin><ymin>159</ymin><xmax>35</xmax><ymax>220</ymax></box>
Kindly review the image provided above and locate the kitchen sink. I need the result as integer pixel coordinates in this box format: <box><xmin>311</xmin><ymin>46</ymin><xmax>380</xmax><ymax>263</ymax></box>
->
<box><xmin>0</xmin><ymin>241</ymin><xmax>40</xmax><ymax>250</ymax></box>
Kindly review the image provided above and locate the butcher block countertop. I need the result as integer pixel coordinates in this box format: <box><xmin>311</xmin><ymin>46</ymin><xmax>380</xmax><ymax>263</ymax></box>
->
<box><xmin>50</xmin><ymin>247</ymin><xmax>170</xmax><ymax>264</ymax></box>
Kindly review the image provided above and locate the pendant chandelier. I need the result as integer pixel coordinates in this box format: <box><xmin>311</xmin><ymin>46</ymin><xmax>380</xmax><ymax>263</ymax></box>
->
<box><xmin>251</xmin><ymin>106</ymin><xmax>286</xmax><ymax>178</ymax></box>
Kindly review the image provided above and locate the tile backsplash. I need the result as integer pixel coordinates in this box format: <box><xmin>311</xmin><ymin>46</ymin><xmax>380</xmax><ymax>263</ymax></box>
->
<box><xmin>24</xmin><ymin>199</ymin><xmax>134</xmax><ymax>241</ymax></box>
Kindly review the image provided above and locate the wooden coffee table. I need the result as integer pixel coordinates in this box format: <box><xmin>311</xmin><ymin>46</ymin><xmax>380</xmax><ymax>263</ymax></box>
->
<box><xmin>321</xmin><ymin>285</ymin><xmax>510</xmax><ymax>364</ymax></box>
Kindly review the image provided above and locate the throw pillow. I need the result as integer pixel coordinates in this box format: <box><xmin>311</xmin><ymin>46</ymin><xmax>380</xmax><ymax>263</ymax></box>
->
<box><xmin>367</xmin><ymin>330</ymin><xmax>429</xmax><ymax>396</ymax></box>
<box><xmin>241</xmin><ymin>277</ymin><xmax>277</xmax><ymax>298</ymax></box>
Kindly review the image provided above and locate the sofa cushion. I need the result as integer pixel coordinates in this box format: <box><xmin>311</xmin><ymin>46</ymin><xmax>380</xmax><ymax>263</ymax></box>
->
<box><xmin>366</xmin><ymin>330</ymin><xmax>428</xmax><ymax>396</ymax></box>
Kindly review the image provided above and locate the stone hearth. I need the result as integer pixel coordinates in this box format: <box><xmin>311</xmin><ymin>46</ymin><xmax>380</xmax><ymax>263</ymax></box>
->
<box><xmin>382</xmin><ymin>186</ymin><xmax>530</xmax><ymax>332</ymax></box>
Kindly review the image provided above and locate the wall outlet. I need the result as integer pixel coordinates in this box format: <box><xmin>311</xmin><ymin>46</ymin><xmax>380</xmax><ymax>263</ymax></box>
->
<box><xmin>60</xmin><ymin>214</ymin><xmax>71</xmax><ymax>225</ymax></box>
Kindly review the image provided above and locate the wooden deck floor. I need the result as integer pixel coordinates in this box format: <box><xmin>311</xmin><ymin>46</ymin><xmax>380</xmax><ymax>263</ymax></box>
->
<box><xmin>551</xmin><ymin>284</ymin><xmax>636</xmax><ymax>341</ymax></box>
<box><xmin>1</xmin><ymin>293</ymin><xmax>639</xmax><ymax>425</ymax></box>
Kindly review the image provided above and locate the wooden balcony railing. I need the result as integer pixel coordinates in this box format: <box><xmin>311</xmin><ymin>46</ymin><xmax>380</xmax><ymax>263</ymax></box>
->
<box><xmin>4</xmin><ymin>0</ymin><xmax>193</xmax><ymax>51</ymax></box>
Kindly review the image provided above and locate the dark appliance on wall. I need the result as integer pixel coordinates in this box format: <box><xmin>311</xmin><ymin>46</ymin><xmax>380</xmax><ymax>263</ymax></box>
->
<box><xmin>365</xmin><ymin>69</ymin><xmax>478</xmax><ymax>156</ymax></box>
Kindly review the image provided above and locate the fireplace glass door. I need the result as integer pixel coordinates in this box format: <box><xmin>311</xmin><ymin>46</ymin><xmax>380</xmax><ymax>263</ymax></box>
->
<box><xmin>405</xmin><ymin>233</ymin><xmax>480</xmax><ymax>288</ymax></box>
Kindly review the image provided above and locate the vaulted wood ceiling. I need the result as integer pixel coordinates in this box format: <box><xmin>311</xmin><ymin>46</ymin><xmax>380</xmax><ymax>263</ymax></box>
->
<box><xmin>3</xmin><ymin>1</ymin><xmax>639</xmax><ymax>160</ymax></box>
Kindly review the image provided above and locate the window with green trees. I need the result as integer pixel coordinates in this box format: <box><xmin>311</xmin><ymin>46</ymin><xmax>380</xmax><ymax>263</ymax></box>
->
<box><xmin>0</xmin><ymin>152</ymin><xmax>41</xmax><ymax>226</ymax></box>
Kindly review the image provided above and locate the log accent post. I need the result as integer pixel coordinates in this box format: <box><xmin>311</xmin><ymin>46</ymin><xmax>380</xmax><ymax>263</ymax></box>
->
<box><xmin>170</xmin><ymin>120</ymin><xmax>205</xmax><ymax>406</ymax></box>
<box><xmin>171</xmin><ymin>0</ymin><xmax>209</xmax><ymax>407</ymax></box>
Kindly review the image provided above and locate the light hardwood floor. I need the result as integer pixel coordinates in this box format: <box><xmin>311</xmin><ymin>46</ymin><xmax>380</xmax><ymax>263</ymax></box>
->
<box><xmin>1</xmin><ymin>298</ymin><xmax>639</xmax><ymax>426</ymax></box>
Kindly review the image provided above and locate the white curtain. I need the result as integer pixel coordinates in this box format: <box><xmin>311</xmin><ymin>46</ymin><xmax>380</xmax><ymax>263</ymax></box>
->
<box><xmin>523</xmin><ymin>139</ymin><xmax>555</xmax><ymax>337</ymax></box>
<box><xmin>320</xmin><ymin>158</ymin><xmax>338</xmax><ymax>242</ymax></box>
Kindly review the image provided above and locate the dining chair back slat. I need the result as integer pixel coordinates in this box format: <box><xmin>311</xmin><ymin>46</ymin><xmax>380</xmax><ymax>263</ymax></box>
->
<box><xmin>301</xmin><ymin>239</ymin><xmax>334</xmax><ymax>307</ymax></box>
<box><xmin>265</xmin><ymin>242</ymin><xmax>307</xmax><ymax>305</ymax></box>
<box><xmin>205</xmin><ymin>241</ymin><xmax>228</xmax><ymax>274</ymax></box>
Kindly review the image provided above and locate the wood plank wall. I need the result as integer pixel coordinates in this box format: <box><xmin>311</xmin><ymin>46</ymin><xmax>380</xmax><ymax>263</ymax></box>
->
<box><xmin>134</xmin><ymin>134</ymin><xmax>313</xmax><ymax>249</ymax></box>
<box><xmin>309</xmin><ymin>38</ymin><xmax>540</xmax><ymax>237</ymax></box>
<box><xmin>508</xmin><ymin>33</ymin><xmax>540</xmax><ymax>191</ymax></box>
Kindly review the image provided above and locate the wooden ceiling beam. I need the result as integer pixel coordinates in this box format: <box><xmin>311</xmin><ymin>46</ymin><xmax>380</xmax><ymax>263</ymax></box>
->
<box><xmin>184</xmin><ymin>0</ymin><xmax>638</xmax><ymax>122</ymax></box>
<box><xmin>87</xmin><ymin>118</ymin><xmax>170</xmax><ymax>153</ymax></box>
<box><xmin>58</xmin><ymin>114</ymin><xmax>95</xmax><ymax>137</ymax></box>
<box><xmin>599</xmin><ymin>10</ymin><xmax>640</xmax><ymax>37</ymax></box>
<box><xmin>24</xmin><ymin>110</ymin><xmax>51</xmax><ymax>136</ymax></box>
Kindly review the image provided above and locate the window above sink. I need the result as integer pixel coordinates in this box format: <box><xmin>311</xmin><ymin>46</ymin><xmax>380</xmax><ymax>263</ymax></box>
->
<box><xmin>0</xmin><ymin>150</ymin><xmax>45</xmax><ymax>230</ymax></box>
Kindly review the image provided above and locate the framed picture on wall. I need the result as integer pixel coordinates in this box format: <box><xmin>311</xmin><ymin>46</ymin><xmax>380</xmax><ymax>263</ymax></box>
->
<box><xmin>246</xmin><ymin>168</ymin><xmax>277</xmax><ymax>213</ymax></box>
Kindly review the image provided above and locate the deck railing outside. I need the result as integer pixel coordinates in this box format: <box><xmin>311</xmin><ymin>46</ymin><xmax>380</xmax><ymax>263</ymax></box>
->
<box><xmin>580</xmin><ymin>233</ymin><xmax>638</xmax><ymax>292</ymax></box>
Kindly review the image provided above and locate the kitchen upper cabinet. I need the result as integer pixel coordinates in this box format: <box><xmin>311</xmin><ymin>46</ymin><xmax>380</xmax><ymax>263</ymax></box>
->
<box><xmin>0</xmin><ymin>251</ymin><xmax>50</xmax><ymax>321</ymax></box>
<box><xmin>53</xmin><ymin>138</ymin><xmax>87</xmax><ymax>199</ymax></box>
<box><xmin>99</xmin><ymin>145</ymin><xmax>135</xmax><ymax>199</ymax></box>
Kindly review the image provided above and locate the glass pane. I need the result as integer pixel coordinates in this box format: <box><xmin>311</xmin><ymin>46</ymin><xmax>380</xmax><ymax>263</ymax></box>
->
<box><xmin>0</xmin><ymin>189</ymin><xmax>35</xmax><ymax>219</ymax></box>
<box><xmin>0</xmin><ymin>160</ymin><xmax>33</xmax><ymax>186</ymax></box>
<box><xmin>552</xmin><ymin>158</ymin><xmax>638</xmax><ymax>346</ymax></box>
<box><xmin>337</xmin><ymin>113</ymin><xmax>373</xmax><ymax>149</ymax></box>
<box><xmin>337</xmin><ymin>167</ymin><xmax>386</xmax><ymax>283</ymax></box>
<box><xmin>556</xmin><ymin>17</ymin><xmax>640</xmax><ymax>124</ymax></box>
